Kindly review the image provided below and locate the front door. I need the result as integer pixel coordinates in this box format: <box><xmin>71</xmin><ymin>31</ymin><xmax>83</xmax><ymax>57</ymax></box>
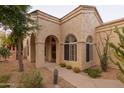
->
<box><xmin>45</xmin><ymin>36</ymin><xmax>57</xmax><ymax>63</ymax></box>
<box><xmin>51</xmin><ymin>44</ymin><xmax>56</xmax><ymax>62</ymax></box>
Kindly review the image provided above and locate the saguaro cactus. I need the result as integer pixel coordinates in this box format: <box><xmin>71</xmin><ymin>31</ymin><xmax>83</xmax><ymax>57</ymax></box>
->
<box><xmin>109</xmin><ymin>27</ymin><xmax>124</xmax><ymax>75</ymax></box>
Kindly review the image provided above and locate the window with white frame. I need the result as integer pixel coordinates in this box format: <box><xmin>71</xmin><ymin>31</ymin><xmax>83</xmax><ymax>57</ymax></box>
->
<box><xmin>86</xmin><ymin>36</ymin><xmax>93</xmax><ymax>62</ymax></box>
<box><xmin>64</xmin><ymin>35</ymin><xmax>77</xmax><ymax>61</ymax></box>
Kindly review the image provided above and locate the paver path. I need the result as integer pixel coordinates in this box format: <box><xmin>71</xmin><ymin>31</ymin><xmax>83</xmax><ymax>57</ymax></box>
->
<box><xmin>43</xmin><ymin>63</ymin><xmax>124</xmax><ymax>88</ymax></box>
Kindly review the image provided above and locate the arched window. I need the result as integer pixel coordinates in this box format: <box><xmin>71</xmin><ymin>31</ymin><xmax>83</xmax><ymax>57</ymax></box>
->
<box><xmin>64</xmin><ymin>35</ymin><xmax>77</xmax><ymax>61</ymax></box>
<box><xmin>86</xmin><ymin>36</ymin><xmax>93</xmax><ymax>62</ymax></box>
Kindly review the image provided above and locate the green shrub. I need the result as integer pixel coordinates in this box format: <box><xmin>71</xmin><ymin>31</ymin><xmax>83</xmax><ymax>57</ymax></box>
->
<box><xmin>84</xmin><ymin>68</ymin><xmax>101</xmax><ymax>78</ymax></box>
<box><xmin>0</xmin><ymin>74</ymin><xmax>11</xmax><ymax>83</ymax></box>
<box><xmin>66</xmin><ymin>65</ymin><xmax>72</xmax><ymax>69</ymax></box>
<box><xmin>84</xmin><ymin>68</ymin><xmax>102</xmax><ymax>73</ymax></box>
<box><xmin>59</xmin><ymin>63</ymin><xmax>66</xmax><ymax>67</ymax></box>
<box><xmin>88</xmin><ymin>70</ymin><xmax>101</xmax><ymax>78</ymax></box>
<box><xmin>20</xmin><ymin>70</ymin><xmax>43</xmax><ymax>88</ymax></box>
<box><xmin>117</xmin><ymin>71</ymin><xmax>124</xmax><ymax>83</ymax></box>
<box><xmin>0</xmin><ymin>47</ymin><xmax>11</xmax><ymax>60</ymax></box>
<box><xmin>73</xmin><ymin>67</ymin><xmax>81</xmax><ymax>73</ymax></box>
<box><xmin>83</xmin><ymin>68</ymin><xmax>89</xmax><ymax>73</ymax></box>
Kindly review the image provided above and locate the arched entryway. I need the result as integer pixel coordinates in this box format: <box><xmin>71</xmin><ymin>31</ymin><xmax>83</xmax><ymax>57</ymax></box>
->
<box><xmin>45</xmin><ymin>35</ymin><xmax>59</xmax><ymax>63</ymax></box>
<box><xmin>30</xmin><ymin>33</ymin><xmax>36</xmax><ymax>63</ymax></box>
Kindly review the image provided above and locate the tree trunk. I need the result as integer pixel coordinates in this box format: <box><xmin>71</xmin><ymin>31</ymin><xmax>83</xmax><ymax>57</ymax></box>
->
<box><xmin>17</xmin><ymin>38</ymin><xmax>24</xmax><ymax>72</ymax></box>
<box><xmin>16</xmin><ymin>44</ymin><xmax>18</xmax><ymax>60</ymax></box>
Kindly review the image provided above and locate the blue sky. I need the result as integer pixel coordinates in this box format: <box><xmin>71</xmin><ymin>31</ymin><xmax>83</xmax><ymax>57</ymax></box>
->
<box><xmin>30</xmin><ymin>5</ymin><xmax>124</xmax><ymax>22</ymax></box>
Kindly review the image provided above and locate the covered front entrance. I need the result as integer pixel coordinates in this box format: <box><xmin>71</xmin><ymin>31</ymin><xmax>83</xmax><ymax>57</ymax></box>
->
<box><xmin>45</xmin><ymin>35</ymin><xmax>58</xmax><ymax>63</ymax></box>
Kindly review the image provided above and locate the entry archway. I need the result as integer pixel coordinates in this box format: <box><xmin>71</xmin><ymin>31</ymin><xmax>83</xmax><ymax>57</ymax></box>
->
<box><xmin>45</xmin><ymin>35</ymin><xmax>59</xmax><ymax>63</ymax></box>
<box><xmin>30</xmin><ymin>33</ymin><xmax>36</xmax><ymax>63</ymax></box>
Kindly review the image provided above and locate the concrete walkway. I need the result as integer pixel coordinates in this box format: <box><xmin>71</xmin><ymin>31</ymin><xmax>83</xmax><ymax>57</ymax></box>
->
<box><xmin>43</xmin><ymin>63</ymin><xmax>124</xmax><ymax>88</ymax></box>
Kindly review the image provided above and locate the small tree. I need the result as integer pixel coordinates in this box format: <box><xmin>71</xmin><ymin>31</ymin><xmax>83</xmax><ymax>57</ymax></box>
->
<box><xmin>95</xmin><ymin>31</ymin><xmax>112</xmax><ymax>72</ymax></box>
<box><xmin>109</xmin><ymin>27</ymin><xmax>124</xmax><ymax>75</ymax></box>
<box><xmin>0</xmin><ymin>6</ymin><xmax>37</xmax><ymax>72</ymax></box>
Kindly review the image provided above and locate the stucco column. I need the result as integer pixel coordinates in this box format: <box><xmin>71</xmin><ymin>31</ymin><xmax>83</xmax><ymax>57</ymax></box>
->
<box><xmin>82</xmin><ymin>42</ymin><xmax>86</xmax><ymax>69</ymax></box>
<box><xmin>36</xmin><ymin>42</ymin><xmax>45</xmax><ymax>68</ymax></box>
<box><xmin>77</xmin><ymin>42</ymin><xmax>84</xmax><ymax>70</ymax></box>
<box><xmin>56</xmin><ymin>42</ymin><xmax>60</xmax><ymax>64</ymax></box>
<box><xmin>28</xmin><ymin>38</ymin><xmax>31</xmax><ymax>62</ymax></box>
<box><xmin>60</xmin><ymin>43</ymin><xmax>64</xmax><ymax>63</ymax></box>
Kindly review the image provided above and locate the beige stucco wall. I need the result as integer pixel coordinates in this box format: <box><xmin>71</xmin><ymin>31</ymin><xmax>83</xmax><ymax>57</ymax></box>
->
<box><xmin>82</xmin><ymin>11</ymin><xmax>101</xmax><ymax>69</ymax></box>
<box><xmin>34</xmin><ymin>13</ymin><xmax>61</xmax><ymax>68</ymax></box>
<box><xmin>60</xmin><ymin>9</ymin><xmax>101</xmax><ymax>70</ymax></box>
<box><xmin>23</xmin><ymin>36</ymin><xmax>30</xmax><ymax>61</ymax></box>
<box><xmin>95</xmin><ymin>19</ymin><xmax>124</xmax><ymax>68</ymax></box>
<box><xmin>60</xmin><ymin>13</ymin><xmax>83</xmax><ymax>69</ymax></box>
<box><xmin>23</xmin><ymin>11</ymin><xmax>61</xmax><ymax>68</ymax></box>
